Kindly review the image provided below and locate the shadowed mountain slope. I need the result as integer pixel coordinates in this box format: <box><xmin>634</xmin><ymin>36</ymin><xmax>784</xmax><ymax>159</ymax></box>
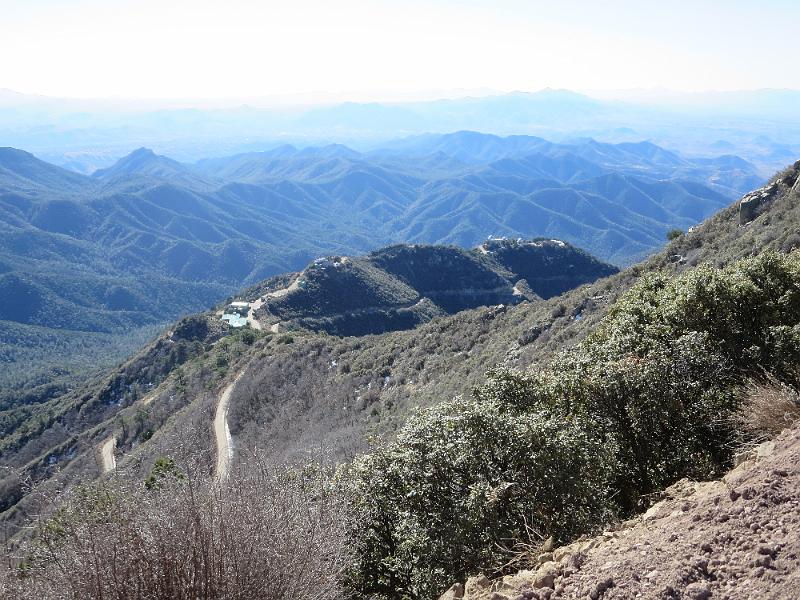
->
<box><xmin>252</xmin><ymin>240</ymin><xmax>616</xmax><ymax>336</ymax></box>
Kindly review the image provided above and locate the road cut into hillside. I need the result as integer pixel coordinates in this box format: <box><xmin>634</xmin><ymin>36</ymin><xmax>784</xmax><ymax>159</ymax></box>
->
<box><xmin>265</xmin><ymin>274</ymin><xmax>302</xmax><ymax>299</ymax></box>
<box><xmin>100</xmin><ymin>436</ymin><xmax>116</xmax><ymax>473</ymax></box>
<box><xmin>247</xmin><ymin>297</ymin><xmax>263</xmax><ymax>330</ymax></box>
<box><xmin>258</xmin><ymin>275</ymin><xmax>303</xmax><ymax>332</ymax></box>
<box><xmin>213</xmin><ymin>371</ymin><xmax>245</xmax><ymax>482</ymax></box>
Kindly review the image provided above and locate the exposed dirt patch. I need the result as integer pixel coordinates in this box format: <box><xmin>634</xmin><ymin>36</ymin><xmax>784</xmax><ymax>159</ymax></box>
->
<box><xmin>444</xmin><ymin>426</ymin><xmax>800</xmax><ymax>600</ymax></box>
<box><xmin>248</xmin><ymin>297</ymin><xmax>264</xmax><ymax>330</ymax></box>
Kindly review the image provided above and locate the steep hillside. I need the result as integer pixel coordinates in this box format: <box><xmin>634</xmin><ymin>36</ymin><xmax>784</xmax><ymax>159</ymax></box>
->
<box><xmin>1</xmin><ymin>161</ymin><xmax>795</xmax><ymax>545</ymax></box>
<box><xmin>0</xmin><ymin>147</ymin><xmax>90</xmax><ymax>195</ymax></box>
<box><xmin>252</xmin><ymin>241</ymin><xmax>616</xmax><ymax>336</ymax></box>
<box><xmin>440</xmin><ymin>428</ymin><xmax>800</xmax><ymax>600</ymax></box>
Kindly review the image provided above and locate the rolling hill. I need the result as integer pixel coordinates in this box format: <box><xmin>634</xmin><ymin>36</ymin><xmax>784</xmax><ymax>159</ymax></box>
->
<box><xmin>250</xmin><ymin>240</ymin><xmax>617</xmax><ymax>336</ymax></box>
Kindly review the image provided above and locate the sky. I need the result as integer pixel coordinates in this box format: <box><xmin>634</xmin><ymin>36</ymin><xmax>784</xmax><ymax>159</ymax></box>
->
<box><xmin>0</xmin><ymin>0</ymin><xmax>798</xmax><ymax>101</ymax></box>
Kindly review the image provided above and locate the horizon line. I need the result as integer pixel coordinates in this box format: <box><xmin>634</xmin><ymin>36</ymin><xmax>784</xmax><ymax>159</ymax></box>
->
<box><xmin>2</xmin><ymin>86</ymin><xmax>800</xmax><ymax>109</ymax></box>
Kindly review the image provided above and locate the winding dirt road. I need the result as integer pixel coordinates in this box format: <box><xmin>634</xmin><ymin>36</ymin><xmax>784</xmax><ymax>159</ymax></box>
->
<box><xmin>255</xmin><ymin>274</ymin><xmax>303</xmax><ymax>333</ymax></box>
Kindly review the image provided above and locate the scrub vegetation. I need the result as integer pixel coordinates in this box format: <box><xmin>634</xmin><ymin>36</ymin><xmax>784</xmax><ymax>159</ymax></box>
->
<box><xmin>2</xmin><ymin>164</ymin><xmax>800</xmax><ymax>599</ymax></box>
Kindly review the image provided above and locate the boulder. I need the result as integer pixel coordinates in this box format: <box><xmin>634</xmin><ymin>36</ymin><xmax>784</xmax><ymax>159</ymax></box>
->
<box><xmin>739</xmin><ymin>183</ymin><xmax>779</xmax><ymax>225</ymax></box>
<box><xmin>464</xmin><ymin>574</ymin><xmax>492</xmax><ymax>597</ymax></box>
<box><xmin>439</xmin><ymin>582</ymin><xmax>465</xmax><ymax>600</ymax></box>
<box><xmin>531</xmin><ymin>561</ymin><xmax>558</xmax><ymax>589</ymax></box>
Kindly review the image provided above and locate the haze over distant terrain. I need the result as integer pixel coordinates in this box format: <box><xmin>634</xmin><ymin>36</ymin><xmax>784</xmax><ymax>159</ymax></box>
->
<box><xmin>4</xmin><ymin>1</ymin><xmax>798</xmax><ymax>95</ymax></box>
<box><xmin>2</xmin><ymin>87</ymin><xmax>799</xmax><ymax>176</ymax></box>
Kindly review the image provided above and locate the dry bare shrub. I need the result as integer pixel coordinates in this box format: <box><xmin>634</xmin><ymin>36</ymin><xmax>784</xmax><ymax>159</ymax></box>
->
<box><xmin>2</xmin><ymin>454</ymin><xmax>351</xmax><ymax>600</ymax></box>
<box><xmin>736</xmin><ymin>376</ymin><xmax>800</xmax><ymax>439</ymax></box>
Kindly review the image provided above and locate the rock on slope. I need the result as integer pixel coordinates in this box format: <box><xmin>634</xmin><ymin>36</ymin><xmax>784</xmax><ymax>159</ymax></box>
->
<box><xmin>442</xmin><ymin>426</ymin><xmax>800</xmax><ymax>600</ymax></box>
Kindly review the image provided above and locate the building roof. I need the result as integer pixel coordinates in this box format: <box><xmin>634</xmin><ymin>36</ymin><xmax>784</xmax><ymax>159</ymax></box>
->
<box><xmin>221</xmin><ymin>313</ymin><xmax>248</xmax><ymax>328</ymax></box>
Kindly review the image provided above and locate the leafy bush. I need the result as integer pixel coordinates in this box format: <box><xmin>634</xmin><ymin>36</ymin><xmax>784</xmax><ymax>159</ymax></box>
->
<box><xmin>343</xmin><ymin>398</ymin><xmax>615</xmax><ymax>599</ymax></box>
<box><xmin>483</xmin><ymin>251</ymin><xmax>800</xmax><ymax>507</ymax></box>
<box><xmin>666</xmin><ymin>228</ymin><xmax>684</xmax><ymax>241</ymax></box>
<box><xmin>343</xmin><ymin>251</ymin><xmax>800</xmax><ymax>598</ymax></box>
<box><xmin>478</xmin><ymin>335</ymin><xmax>735</xmax><ymax>509</ymax></box>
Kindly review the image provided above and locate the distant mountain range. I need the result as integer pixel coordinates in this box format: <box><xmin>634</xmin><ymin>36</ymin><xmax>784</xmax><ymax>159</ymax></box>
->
<box><xmin>2</xmin><ymin>88</ymin><xmax>798</xmax><ymax>174</ymax></box>
<box><xmin>0</xmin><ymin>131</ymin><xmax>763</xmax><ymax>392</ymax></box>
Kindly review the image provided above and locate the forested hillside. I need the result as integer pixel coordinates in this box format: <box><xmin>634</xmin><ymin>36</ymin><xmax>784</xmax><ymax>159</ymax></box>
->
<box><xmin>0</xmin><ymin>134</ymin><xmax>758</xmax><ymax>396</ymax></box>
<box><xmin>249</xmin><ymin>240</ymin><xmax>616</xmax><ymax>336</ymax></box>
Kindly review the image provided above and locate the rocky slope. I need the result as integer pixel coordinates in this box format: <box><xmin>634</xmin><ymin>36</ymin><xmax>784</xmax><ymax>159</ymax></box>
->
<box><xmin>441</xmin><ymin>427</ymin><xmax>800</xmax><ymax>600</ymax></box>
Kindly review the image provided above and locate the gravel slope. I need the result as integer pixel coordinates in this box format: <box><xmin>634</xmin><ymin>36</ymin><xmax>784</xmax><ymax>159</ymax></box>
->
<box><xmin>443</xmin><ymin>425</ymin><xmax>800</xmax><ymax>600</ymax></box>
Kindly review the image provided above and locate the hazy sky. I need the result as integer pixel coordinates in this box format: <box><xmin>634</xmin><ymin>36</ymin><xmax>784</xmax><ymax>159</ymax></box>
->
<box><xmin>1</xmin><ymin>0</ymin><xmax>797</xmax><ymax>100</ymax></box>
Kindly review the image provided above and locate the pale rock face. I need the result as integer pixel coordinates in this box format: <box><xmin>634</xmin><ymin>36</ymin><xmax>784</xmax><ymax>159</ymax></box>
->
<box><xmin>463</xmin><ymin>574</ymin><xmax>491</xmax><ymax>597</ymax></box>
<box><xmin>739</xmin><ymin>182</ymin><xmax>779</xmax><ymax>225</ymax></box>
<box><xmin>530</xmin><ymin>561</ymin><xmax>558</xmax><ymax>589</ymax></box>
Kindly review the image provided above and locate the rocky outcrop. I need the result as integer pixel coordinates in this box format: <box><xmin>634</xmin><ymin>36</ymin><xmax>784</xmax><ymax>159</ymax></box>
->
<box><xmin>781</xmin><ymin>160</ymin><xmax>800</xmax><ymax>191</ymax></box>
<box><xmin>439</xmin><ymin>428</ymin><xmax>800</xmax><ymax>600</ymax></box>
<box><xmin>171</xmin><ymin>314</ymin><xmax>228</xmax><ymax>344</ymax></box>
<box><xmin>740</xmin><ymin>162</ymin><xmax>800</xmax><ymax>225</ymax></box>
<box><xmin>739</xmin><ymin>182</ymin><xmax>779</xmax><ymax>225</ymax></box>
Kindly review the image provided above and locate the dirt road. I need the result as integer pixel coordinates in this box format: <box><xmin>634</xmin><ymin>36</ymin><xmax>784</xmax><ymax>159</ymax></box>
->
<box><xmin>213</xmin><ymin>371</ymin><xmax>245</xmax><ymax>482</ymax></box>
<box><xmin>266</xmin><ymin>275</ymin><xmax>301</xmax><ymax>299</ymax></box>
<box><xmin>248</xmin><ymin>297</ymin><xmax>264</xmax><ymax>330</ymax></box>
<box><xmin>255</xmin><ymin>274</ymin><xmax>302</xmax><ymax>332</ymax></box>
<box><xmin>100</xmin><ymin>436</ymin><xmax>116</xmax><ymax>473</ymax></box>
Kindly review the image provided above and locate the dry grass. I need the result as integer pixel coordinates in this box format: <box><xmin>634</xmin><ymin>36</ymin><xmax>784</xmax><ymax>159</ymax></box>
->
<box><xmin>735</xmin><ymin>376</ymin><xmax>800</xmax><ymax>440</ymax></box>
<box><xmin>1</xmin><ymin>454</ymin><xmax>351</xmax><ymax>600</ymax></box>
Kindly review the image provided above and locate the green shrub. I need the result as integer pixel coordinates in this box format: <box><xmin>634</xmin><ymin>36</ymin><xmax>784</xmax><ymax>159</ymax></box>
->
<box><xmin>343</xmin><ymin>398</ymin><xmax>615</xmax><ymax>599</ymax></box>
<box><xmin>666</xmin><ymin>228</ymin><xmax>684</xmax><ymax>241</ymax></box>
<box><xmin>481</xmin><ymin>251</ymin><xmax>800</xmax><ymax>507</ymax></box>
<box><xmin>478</xmin><ymin>334</ymin><xmax>735</xmax><ymax>509</ymax></box>
<box><xmin>144</xmin><ymin>457</ymin><xmax>185</xmax><ymax>490</ymax></box>
<box><xmin>342</xmin><ymin>251</ymin><xmax>800</xmax><ymax>599</ymax></box>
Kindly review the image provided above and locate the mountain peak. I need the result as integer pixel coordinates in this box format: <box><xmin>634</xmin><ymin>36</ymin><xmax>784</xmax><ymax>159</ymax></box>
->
<box><xmin>93</xmin><ymin>147</ymin><xmax>201</xmax><ymax>185</ymax></box>
<box><xmin>0</xmin><ymin>146</ymin><xmax>36</xmax><ymax>163</ymax></box>
<box><xmin>129</xmin><ymin>147</ymin><xmax>157</xmax><ymax>158</ymax></box>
